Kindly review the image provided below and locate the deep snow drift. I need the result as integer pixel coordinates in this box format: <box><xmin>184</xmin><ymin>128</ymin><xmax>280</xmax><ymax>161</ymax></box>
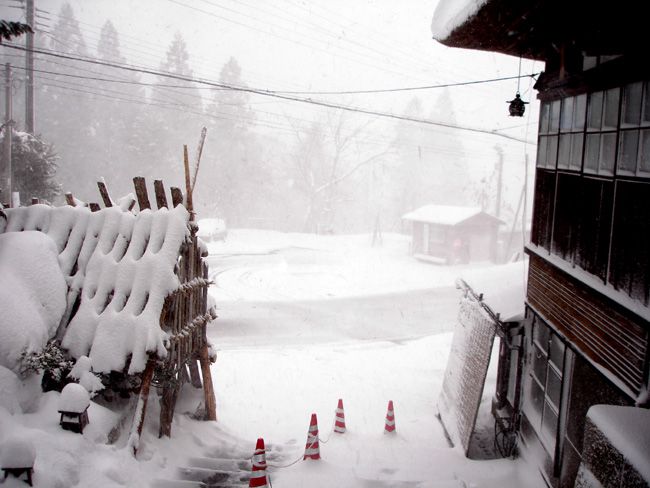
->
<box><xmin>0</xmin><ymin>229</ymin><xmax>540</xmax><ymax>488</ymax></box>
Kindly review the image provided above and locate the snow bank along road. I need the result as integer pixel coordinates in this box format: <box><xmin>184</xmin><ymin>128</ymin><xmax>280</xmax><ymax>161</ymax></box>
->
<box><xmin>200</xmin><ymin>231</ymin><xmax>539</xmax><ymax>488</ymax></box>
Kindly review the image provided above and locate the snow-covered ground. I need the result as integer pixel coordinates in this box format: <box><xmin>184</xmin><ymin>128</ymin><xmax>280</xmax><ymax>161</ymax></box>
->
<box><xmin>0</xmin><ymin>229</ymin><xmax>541</xmax><ymax>488</ymax></box>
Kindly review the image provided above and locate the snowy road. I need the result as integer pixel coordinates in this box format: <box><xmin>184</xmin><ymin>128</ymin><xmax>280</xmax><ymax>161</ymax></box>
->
<box><xmin>201</xmin><ymin>231</ymin><xmax>539</xmax><ymax>488</ymax></box>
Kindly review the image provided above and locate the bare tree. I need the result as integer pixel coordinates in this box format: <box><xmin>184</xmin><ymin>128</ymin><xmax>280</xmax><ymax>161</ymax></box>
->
<box><xmin>290</xmin><ymin>110</ymin><xmax>393</xmax><ymax>233</ymax></box>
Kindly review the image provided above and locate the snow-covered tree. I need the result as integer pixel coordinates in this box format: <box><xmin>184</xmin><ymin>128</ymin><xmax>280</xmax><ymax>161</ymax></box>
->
<box><xmin>1</xmin><ymin>129</ymin><xmax>61</xmax><ymax>203</ymax></box>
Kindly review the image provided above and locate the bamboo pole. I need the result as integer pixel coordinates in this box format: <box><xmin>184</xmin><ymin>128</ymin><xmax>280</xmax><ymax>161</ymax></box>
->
<box><xmin>183</xmin><ymin>145</ymin><xmax>194</xmax><ymax>221</ymax></box>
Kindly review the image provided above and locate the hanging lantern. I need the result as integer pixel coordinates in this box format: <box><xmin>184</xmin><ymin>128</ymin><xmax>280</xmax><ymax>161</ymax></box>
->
<box><xmin>507</xmin><ymin>92</ymin><xmax>528</xmax><ymax>117</ymax></box>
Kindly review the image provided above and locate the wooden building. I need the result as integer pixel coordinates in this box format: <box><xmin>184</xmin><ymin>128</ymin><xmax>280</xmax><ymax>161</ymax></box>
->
<box><xmin>432</xmin><ymin>2</ymin><xmax>650</xmax><ymax>487</ymax></box>
<box><xmin>402</xmin><ymin>204</ymin><xmax>503</xmax><ymax>264</ymax></box>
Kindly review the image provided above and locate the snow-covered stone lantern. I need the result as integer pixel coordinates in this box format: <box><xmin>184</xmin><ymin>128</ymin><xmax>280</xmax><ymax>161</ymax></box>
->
<box><xmin>0</xmin><ymin>437</ymin><xmax>36</xmax><ymax>486</ymax></box>
<box><xmin>58</xmin><ymin>383</ymin><xmax>90</xmax><ymax>434</ymax></box>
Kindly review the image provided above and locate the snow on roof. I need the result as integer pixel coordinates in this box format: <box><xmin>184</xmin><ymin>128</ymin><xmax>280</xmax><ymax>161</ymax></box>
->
<box><xmin>402</xmin><ymin>204</ymin><xmax>498</xmax><ymax>226</ymax></box>
<box><xmin>587</xmin><ymin>405</ymin><xmax>650</xmax><ymax>482</ymax></box>
<box><xmin>459</xmin><ymin>260</ymin><xmax>527</xmax><ymax>322</ymax></box>
<box><xmin>1</xmin><ymin>204</ymin><xmax>190</xmax><ymax>374</ymax></box>
<box><xmin>0</xmin><ymin>231</ymin><xmax>67</xmax><ymax>372</ymax></box>
<box><xmin>431</xmin><ymin>0</ymin><xmax>488</xmax><ymax>41</ymax></box>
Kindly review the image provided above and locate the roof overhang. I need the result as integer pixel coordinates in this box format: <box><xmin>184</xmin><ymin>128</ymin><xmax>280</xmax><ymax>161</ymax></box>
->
<box><xmin>433</xmin><ymin>0</ymin><xmax>647</xmax><ymax>61</ymax></box>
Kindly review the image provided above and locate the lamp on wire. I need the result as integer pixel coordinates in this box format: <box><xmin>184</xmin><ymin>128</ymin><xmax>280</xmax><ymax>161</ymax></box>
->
<box><xmin>507</xmin><ymin>57</ymin><xmax>528</xmax><ymax>117</ymax></box>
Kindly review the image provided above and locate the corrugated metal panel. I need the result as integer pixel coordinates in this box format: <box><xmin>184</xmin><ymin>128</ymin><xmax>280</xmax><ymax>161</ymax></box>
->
<box><xmin>527</xmin><ymin>254</ymin><xmax>648</xmax><ymax>395</ymax></box>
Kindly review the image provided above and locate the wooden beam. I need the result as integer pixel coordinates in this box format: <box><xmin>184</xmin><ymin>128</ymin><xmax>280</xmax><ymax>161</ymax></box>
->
<box><xmin>128</xmin><ymin>358</ymin><xmax>156</xmax><ymax>457</ymax></box>
<box><xmin>133</xmin><ymin>176</ymin><xmax>151</xmax><ymax>211</ymax></box>
<box><xmin>188</xmin><ymin>360</ymin><xmax>202</xmax><ymax>389</ymax></box>
<box><xmin>97</xmin><ymin>181</ymin><xmax>113</xmax><ymax>207</ymax></box>
<box><xmin>170</xmin><ymin>187</ymin><xmax>183</xmax><ymax>208</ymax></box>
<box><xmin>30</xmin><ymin>197</ymin><xmax>39</xmax><ymax>205</ymax></box>
<box><xmin>89</xmin><ymin>202</ymin><xmax>101</xmax><ymax>212</ymax></box>
<box><xmin>153</xmin><ymin>180</ymin><xmax>168</xmax><ymax>209</ymax></box>
<box><xmin>65</xmin><ymin>192</ymin><xmax>76</xmax><ymax>206</ymax></box>
<box><xmin>199</xmin><ymin>344</ymin><xmax>217</xmax><ymax>421</ymax></box>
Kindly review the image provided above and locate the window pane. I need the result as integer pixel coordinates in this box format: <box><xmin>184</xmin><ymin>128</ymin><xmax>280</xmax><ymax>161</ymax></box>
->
<box><xmin>588</xmin><ymin>91</ymin><xmax>603</xmax><ymax>130</ymax></box>
<box><xmin>539</xmin><ymin>102</ymin><xmax>551</xmax><ymax>134</ymax></box>
<box><xmin>550</xmin><ymin>100</ymin><xmax>561</xmax><ymax>133</ymax></box>
<box><xmin>542</xmin><ymin>401</ymin><xmax>559</xmax><ymax>447</ymax></box>
<box><xmin>537</xmin><ymin>136</ymin><xmax>548</xmax><ymax>167</ymax></box>
<box><xmin>603</xmin><ymin>88</ymin><xmax>620</xmax><ymax>130</ymax></box>
<box><xmin>561</xmin><ymin>97</ymin><xmax>574</xmax><ymax>132</ymax></box>
<box><xmin>574</xmin><ymin>94</ymin><xmax>587</xmax><ymax>130</ymax></box>
<box><xmin>547</xmin><ymin>367</ymin><xmax>562</xmax><ymax>409</ymax></box>
<box><xmin>639</xmin><ymin>129</ymin><xmax>650</xmax><ymax>174</ymax></box>
<box><xmin>532</xmin><ymin>345</ymin><xmax>547</xmax><ymax>386</ymax></box>
<box><xmin>533</xmin><ymin>320</ymin><xmax>550</xmax><ymax>349</ymax></box>
<box><xmin>585</xmin><ymin>134</ymin><xmax>600</xmax><ymax>173</ymax></box>
<box><xmin>558</xmin><ymin>134</ymin><xmax>571</xmax><ymax>168</ymax></box>
<box><xmin>599</xmin><ymin>132</ymin><xmax>617</xmax><ymax>174</ymax></box>
<box><xmin>530</xmin><ymin>377</ymin><xmax>545</xmax><ymax>416</ymax></box>
<box><xmin>547</xmin><ymin>135</ymin><xmax>558</xmax><ymax>168</ymax></box>
<box><xmin>549</xmin><ymin>334</ymin><xmax>565</xmax><ymax>370</ymax></box>
<box><xmin>570</xmin><ymin>133</ymin><xmax>584</xmax><ymax>170</ymax></box>
<box><xmin>618</xmin><ymin>130</ymin><xmax>639</xmax><ymax>174</ymax></box>
<box><xmin>577</xmin><ymin>178</ymin><xmax>614</xmax><ymax>281</ymax></box>
<box><xmin>622</xmin><ymin>82</ymin><xmax>643</xmax><ymax>127</ymax></box>
<box><xmin>643</xmin><ymin>82</ymin><xmax>650</xmax><ymax>126</ymax></box>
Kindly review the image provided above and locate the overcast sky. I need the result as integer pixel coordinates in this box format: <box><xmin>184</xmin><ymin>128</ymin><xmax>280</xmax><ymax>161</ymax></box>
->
<box><xmin>2</xmin><ymin>0</ymin><xmax>540</xmax><ymax>134</ymax></box>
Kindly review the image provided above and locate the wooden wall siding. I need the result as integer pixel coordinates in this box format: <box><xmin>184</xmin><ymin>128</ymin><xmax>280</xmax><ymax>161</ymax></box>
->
<box><xmin>527</xmin><ymin>254</ymin><xmax>648</xmax><ymax>395</ymax></box>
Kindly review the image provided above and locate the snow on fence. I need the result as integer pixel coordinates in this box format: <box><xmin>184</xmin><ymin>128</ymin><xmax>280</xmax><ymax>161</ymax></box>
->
<box><xmin>0</xmin><ymin>176</ymin><xmax>217</xmax><ymax>453</ymax></box>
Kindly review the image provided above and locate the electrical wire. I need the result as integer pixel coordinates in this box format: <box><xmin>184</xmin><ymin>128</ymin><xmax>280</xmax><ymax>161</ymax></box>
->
<box><xmin>2</xmin><ymin>43</ymin><xmax>537</xmax><ymax>145</ymax></box>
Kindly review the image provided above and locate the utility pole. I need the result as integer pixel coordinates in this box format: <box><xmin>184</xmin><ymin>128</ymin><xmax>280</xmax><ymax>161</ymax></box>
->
<box><xmin>2</xmin><ymin>63</ymin><xmax>13</xmax><ymax>206</ymax></box>
<box><xmin>25</xmin><ymin>0</ymin><xmax>35</xmax><ymax>133</ymax></box>
<box><xmin>494</xmin><ymin>145</ymin><xmax>504</xmax><ymax>219</ymax></box>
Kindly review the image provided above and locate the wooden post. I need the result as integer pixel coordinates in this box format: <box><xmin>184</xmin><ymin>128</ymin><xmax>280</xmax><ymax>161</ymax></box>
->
<box><xmin>170</xmin><ymin>187</ymin><xmax>183</xmax><ymax>208</ymax></box>
<box><xmin>199</xmin><ymin>344</ymin><xmax>217</xmax><ymax>421</ymax></box>
<box><xmin>97</xmin><ymin>181</ymin><xmax>113</xmax><ymax>207</ymax></box>
<box><xmin>133</xmin><ymin>176</ymin><xmax>151</xmax><ymax>211</ymax></box>
<box><xmin>128</xmin><ymin>358</ymin><xmax>156</xmax><ymax>457</ymax></box>
<box><xmin>190</xmin><ymin>127</ymin><xmax>207</xmax><ymax>193</ymax></box>
<box><xmin>30</xmin><ymin>197</ymin><xmax>39</xmax><ymax>205</ymax></box>
<box><xmin>153</xmin><ymin>180</ymin><xmax>168</xmax><ymax>209</ymax></box>
<box><xmin>188</xmin><ymin>359</ymin><xmax>202</xmax><ymax>388</ymax></box>
<box><xmin>183</xmin><ymin>145</ymin><xmax>194</xmax><ymax>221</ymax></box>
<box><xmin>65</xmin><ymin>193</ymin><xmax>76</xmax><ymax>206</ymax></box>
<box><xmin>89</xmin><ymin>202</ymin><xmax>101</xmax><ymax>212</ymax></box>
<box><xmin>159</xmin><ymin>379</ymin><xmax>180</xmax><ymax>438</ymax></box>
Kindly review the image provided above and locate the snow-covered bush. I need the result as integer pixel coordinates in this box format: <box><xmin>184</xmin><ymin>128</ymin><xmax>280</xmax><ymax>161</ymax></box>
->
<box><xmin>69</xmin><ymin>356</ymin><xmax>104</xmax><ymax>397</ymax></box>
<box><xmin>19</xmin><ymin>340</ymin><xmax>73</xmax><ymax>392</ymax></box>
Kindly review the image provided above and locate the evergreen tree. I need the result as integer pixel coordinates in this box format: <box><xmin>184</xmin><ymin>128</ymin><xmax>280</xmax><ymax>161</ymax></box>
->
<box><xmin>146</xmin><ymin>32</ymin><xmax>204</xmax><ymax>189</ymax></box>
<box><xmin>198</xmin><ymin>56</ymin><xmax>271</xmax><ymax>227</ymax></box>
<box><xmin>1</xmin><ymin>129</ymin><xmax>61</xmax><ymax>203</ymax></box>
<box><xmin>36</xmin><ymin>2</ymin><xmax>97</xmax><ymax>201</ymax></box>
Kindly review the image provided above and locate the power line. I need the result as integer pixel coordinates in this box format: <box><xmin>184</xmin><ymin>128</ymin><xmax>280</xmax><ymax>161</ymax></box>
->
<box><xmin>3</xmin><ymin>43</ymin><xmax>536</xmax><ymax>145</ymax></box>
<box><xmin>269</xmin><ymin>73</ymin><xmax>540</xmax><ymax>95</ymax></box>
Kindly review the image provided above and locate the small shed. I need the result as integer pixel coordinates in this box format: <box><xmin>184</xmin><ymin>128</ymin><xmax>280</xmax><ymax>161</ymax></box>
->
<box><xmin>402</xmin><ymin>205</ymin><xmax>503</xmax><ymax>264</ymax></box>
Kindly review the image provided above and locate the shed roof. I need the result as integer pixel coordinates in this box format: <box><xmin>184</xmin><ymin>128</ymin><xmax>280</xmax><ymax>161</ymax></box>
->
<box><xmin>402</xmin><ymin>204</ymin><xmax>503</xmax><ymax>226</ymax></box>
<box><xmin>1</xmin><ymin>204</ymin><xmax>190</xmax><ymax>374</ymax></box>
<box><xmin>431</xmin><ymin>0</ymin><xmax>647</xmax><ymax>60</ymax></box>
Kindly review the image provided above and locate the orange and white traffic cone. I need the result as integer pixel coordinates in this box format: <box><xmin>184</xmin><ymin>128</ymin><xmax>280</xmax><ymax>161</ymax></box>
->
<box><xmin>334</xmin><ymin>399</ymin><xmax>346</xmax><ymax>434</ymax></box>
<box><xmin>249</xmin><ymin>438</ymin><xmax>268</xmax><ymax>488</ymax></box>
<box><xmin>384</xmin><ymin>400</ymin><xmax>396</xmax><ymax>434</ymax></box>
<box><xmin>303</xmin><ymin>413</ymin><xmax>321</xmax><ymax>460</ymax></box>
